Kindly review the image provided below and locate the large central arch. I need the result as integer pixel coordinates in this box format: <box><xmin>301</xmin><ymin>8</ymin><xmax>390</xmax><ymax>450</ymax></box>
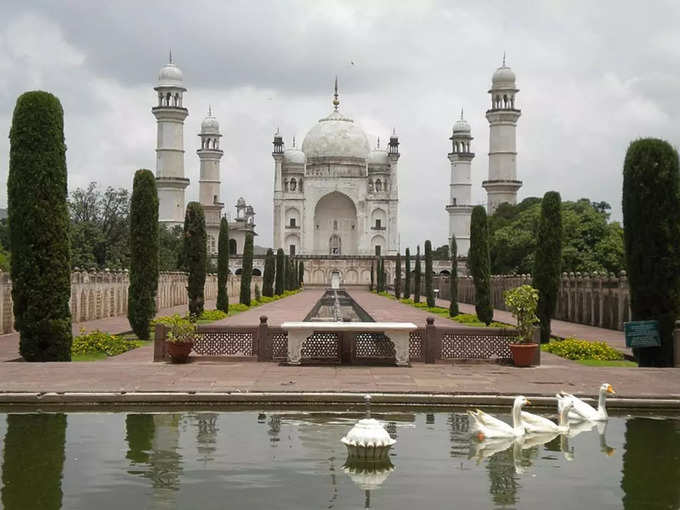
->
<box><xmin>313</xmin><ymin>191</ymin><xmax>358</xmax><ymax>255</ymax></box>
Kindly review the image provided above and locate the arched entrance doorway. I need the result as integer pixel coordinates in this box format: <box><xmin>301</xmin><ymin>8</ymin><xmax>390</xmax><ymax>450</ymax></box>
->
<box><xmin>313</xmin><ymin>192</ymin><xmax>358</xmax><ymax>255</ymax></box>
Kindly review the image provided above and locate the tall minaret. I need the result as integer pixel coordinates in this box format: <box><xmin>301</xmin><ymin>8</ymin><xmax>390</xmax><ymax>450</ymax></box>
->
<box><xmin>387</xmin><ymin>128</ymin><xmax>400</xmax><ymax>255</ymax></box>
<box><xmin>272</xmin><ymin>129</ymin><xmax>284</xmax><ymax>251</ymax></box>
<box><xmin>446</xmin><ymin>110</ymin><xmax>474</xmax><ymax>257</ymax></box>
<box><xmin>483</xmin><ymin>55</ymin><xmax>522</xmax><ymax>214</ymax></box>
<box><xmin>198</xmin><ymin>107</ymin><xmax>224</xmax><ymax>255</ymax></box>
<box><xmin>152</xmin><ymin>52</ymin><xmax>189</xmax><ymax>227</ymax></box>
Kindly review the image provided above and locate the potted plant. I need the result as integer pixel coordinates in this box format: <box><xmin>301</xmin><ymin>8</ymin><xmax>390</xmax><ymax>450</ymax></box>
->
<box><xmin>503</xmin><ymin>285</ymin><xmax>539</xmax><ymax>367</ymax></box>
<box><xmin>157</xmin><ymin>314</ymin><xmax>196</xmax><ymax>363</ymax></box>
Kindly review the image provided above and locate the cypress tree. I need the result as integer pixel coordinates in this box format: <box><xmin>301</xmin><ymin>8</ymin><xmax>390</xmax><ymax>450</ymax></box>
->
<box><xmin>378</xmin><ymin>257</ymin><xmax>384</xmax><ymax>292</ymax></box>
<box><xmin>8</xmin><ymin>91</ymin><xmax>72</xmax><ymax>361</ymax></box>
<box><xmin>533</xmin><ymin>191</ymin><xmax>562</xmax><ymax>343</ymax></box>
<box><xmin>395</xmin><ymin>252</ymin><xmax>402</xmax><ymax>299</ymax></box>
<box><xmin>283</xmin><ymin>255</ymin><xmax>290</xmax><ymax>291</ymax></box>
<box><xmin>623</xmin><ymin>138</ymin><xmax>680</xmax><ymax>367</ymax></box>
<box><xmin>262</xmin><ymin>248</ymin><xmax>275</xmax><ymax>297</ymax></box>
<box><xmin>414</xmin><ymin>246</ymin><xmax>421</xmax><ymax>303</ymax></box>
<box><xmin>370</xmin><ymin>261</ymin><xmax>374</xmax><ymax>291</ymax></box>
<box><xmin>425</xmin><ymin>240</ymin><xmax>434</xmax><ymax>307</ymax></box>
<box><xmin>239</xmin><ymin>232</ymin><xmax>254</xmax><ymax>305</ymax></box>
<box><xmin>128</xmin><ymin>169</ymin><xmax>159</xmax><ymax>340</ymax></box>
<box><xmin>183</xmin><ymin>202</ymin><xmax>207</xmax><ymax>317</ymax></box>
<box><xmin>275</xmin><ymin>248</ymin><xmax>285</xmax><ymax>295</ymax></box>
<box><xmin>298</xmin><ymin>260</ymin><xmax>304</xmax><ymax>287</ymax></box>
<box><xmin>449</xmin><ymin>237</ymin><xmax>459</xmax><ymax>317</ymax></box>
<box><xmin>404</xmin><ymin>248</ymin><xmax>411</xmax><ymax>299</ymax></box>
<box><xmin>216</xmin><ymin>217</ymin><xmax>230</xmax><ymax>313</ymax></box>
<box><xmin>469</xmin><ymin>205</ymin><xmax>493</xmax><ymax>325</ymax></box>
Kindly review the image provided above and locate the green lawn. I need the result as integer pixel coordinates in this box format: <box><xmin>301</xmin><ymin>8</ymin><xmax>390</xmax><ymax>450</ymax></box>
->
<box><xmin>575</xmin><ymin>359</ymin><xmax>638</xmax><ymax>367</ymax></box>
<box><xmin>72</xmin><ymin>352</ymin><xmax>109</xmax><ymax>362</ymax></box>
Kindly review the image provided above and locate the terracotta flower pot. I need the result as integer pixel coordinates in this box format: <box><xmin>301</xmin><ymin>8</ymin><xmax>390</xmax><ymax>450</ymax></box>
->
<box><xmin>509</xmin><ymin>343</ymin><xmax>538</xmax><ymax>367</ymax></box>
<box><xmin>167</xmin><ymin>341</ymin><xmax>193</xmax><ymax>363</ymax></box>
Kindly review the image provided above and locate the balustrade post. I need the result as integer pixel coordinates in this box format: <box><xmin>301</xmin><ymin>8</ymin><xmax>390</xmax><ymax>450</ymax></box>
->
<box><xmin>531</xmin><ymin>326</ymin><xmax>541</xmax><ymax>366</ymax></box>
<box><xmin>425</xmin><ymin>317</ymin><xmax>439</xmax><ymax>363</ymax></box>
<box><xmin>257</xmin><ymin>315</ymin><xmax>272</xmax><ymax>361</ymax></box>
<box><xmin>154</xmin><ymin>324</ymin><xmax>168</xmax><ymax>362</ymax></box>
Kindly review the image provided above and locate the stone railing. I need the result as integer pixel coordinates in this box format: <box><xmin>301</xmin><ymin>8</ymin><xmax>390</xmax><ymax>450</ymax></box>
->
<box><xmin>435</xmin><ymin>272</ymin><xmax>630</xmax><ymax>331</ymax></box>
<box><xmin>0</xmin><ymin>271</ymin><xmax>262</xmax><ymax>334</ymax></box>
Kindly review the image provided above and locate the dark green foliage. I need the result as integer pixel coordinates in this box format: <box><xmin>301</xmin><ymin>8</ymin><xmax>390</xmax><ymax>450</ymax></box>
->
<box><xmin>623</xmin><ymin>138</ymin><xmax>680</xmax><ymax>366</ymax></box>
<box><xmin>289</xmin><ymin>257</ymin><xmax>296</xmax><ymax>290</ymax></box>
<box><xmin>377</xmin><ymin>258</ymin><xmax>384</xmax><ymax>292</ymax></box>
<box><xmin>70</xmin><ymin>182</ymin><xmax>130</xmax><ymax>269</ymax></box>
<box><xmin>127</xmin><ymin>170</ymin><xmax>159</xmax><ymax>340</ymax></box>
<box><xmin>449</xmin><ymin>238</ymin><xmax>459</xmax><ymax>317</ymax></box>
<box><xmin>298</xmin><ymin>260</ymin><xmax>304</xmax><ymax>287</ymax></box>
<box><xmin>159</xmin><ymin>224</ymin><xmax>184</xmax><ymax>270</ymax></box>
<box><xmin>425</xmin><ymin>240</ymin><xmax>434</xmax><ymax>307</ymax></box>
<box><xmin>404</xmin><ymin>248</ymin><xmax>411</xmax><ymax>298</ymax></box>
<box><xmin>533</xmin><ymin>191</ymin><xmax>562</xmax><ymax>343</ymax></box>
<box><xmin>433</xmin><ymin>244</ymin><xmax>449</xmax><ymax>259</ymax></box>
<box><xmin>414</xmin><ymin>246</ymin><xmax>421</xmax><ymax>303</ymax></box>
<box><xmin>275</xmin><ymin>249</ymin><xmax>285</xmax><ymax>295</ymax></box>
<box><xmin>125</xmin><ymin>414</ymin><xmax>155</xmax><ymax>464</ymax></box>
<box><xmin>216</xmin><ymin>218</ymin><xmax>230</xmax><ymax>313</ymax></box>
<box><xmin>370</xmin><ymin>261</ymin><xmax>374</xmax><ymax>291</ymax></box>
<box><xmin>2</xmin><ymin>413</ymin><xmax>67</xmax><ymax>509</ymax></box>
<box><xmin>9</xmin><ymin>91</ymin><xmax>72</xmax><ymax>361</ymax></box>
<box><xmin>395</xmin><ymin>253</ymin><xmax>402</xmax><ymax>299</ymax></box>
<box><xmin>469</xmin><ymin>206</ymin><xmax>493</xmax><ymax>325</ymax></box>
<box><xmin>183</xmin><ymin>202</ymin><xmax>207</xmax><ymax>316</ymax></box>
<box><xmin>263</xmin><ymin>248</ymin><xmax>275</xmax><ymax>297</ymax></box>
<box><xmin>488</xmin><ymin>197</ymin><xmax>624</xmax><ymax>275</ymax></box>
<box><xmin>239</xmin><ymin>232</ymin><xmax>254</xmax><ymax>306</ymax></box>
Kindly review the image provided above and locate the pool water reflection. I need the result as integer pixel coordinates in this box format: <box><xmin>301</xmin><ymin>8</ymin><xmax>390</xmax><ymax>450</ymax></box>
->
<box><xmin>0</xmin><ymin>409</ymin><xmax>678</xmax><ymax>509</ymax></box>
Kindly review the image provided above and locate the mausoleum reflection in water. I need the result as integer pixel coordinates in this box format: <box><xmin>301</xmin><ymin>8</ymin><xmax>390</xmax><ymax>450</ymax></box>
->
<box><xmin>0</xmin><ymin>410</ymin><xmax>677</xmax><ymax>509</ymax></box>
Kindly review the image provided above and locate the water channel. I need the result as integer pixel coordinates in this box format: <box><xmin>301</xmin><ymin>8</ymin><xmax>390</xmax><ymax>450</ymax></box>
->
<box><xmin>0</xmin><ymin>409</ymin><xmax>677</xmax><ymax>509</ymax></box>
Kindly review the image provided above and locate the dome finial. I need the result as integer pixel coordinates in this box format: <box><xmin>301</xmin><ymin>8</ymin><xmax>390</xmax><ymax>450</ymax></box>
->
<box><xmin>333</xmin><ymin>76</ymin><xmax>340</xmax><ymax>111</ymax></box>
<box><xmin>208</xmin><ymin>104</ymin><xmax>212</xmax><ymax>117</ymax></box>
<box><xmin>460</xmin><ymin>108</ymin><xmax>464</xmax><ymax>120</ymax></box>
<box><xmin>376</xmin><ymin>137</ymin><xmax>380</xmax><ymax>149</ymax></box>
<box><xmin>502</xmin><ymin>51</ymin><xmax>506</xmax><ymax>67</ymax></box>
<box><xmin>292</xmin><ymin>135</ymin><xmax>296</xmax><ymax>148</ymax></box>
<box><xmin>169</xmin><ymin>49</ymin><xmax>173</xmax><ymax>64</ymax></box>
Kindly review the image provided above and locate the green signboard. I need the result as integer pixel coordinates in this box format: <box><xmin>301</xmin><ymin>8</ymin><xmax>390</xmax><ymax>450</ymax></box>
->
<box><xmin>624</xmin><ymin>320</ymin><xmax>661</xmax><ymax>348</ymax></box>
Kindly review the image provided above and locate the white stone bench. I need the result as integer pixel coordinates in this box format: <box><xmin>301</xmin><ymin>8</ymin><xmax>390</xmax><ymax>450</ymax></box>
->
<box><xmin>281</xmin><ymin>321</ymin><xmax>417</xmax><ymax>366</ymax></box>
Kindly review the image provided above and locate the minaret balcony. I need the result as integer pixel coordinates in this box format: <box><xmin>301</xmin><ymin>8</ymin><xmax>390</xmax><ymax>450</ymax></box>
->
<box><xmin>370</xmin><ymin>226</ymin><xmax>386</xmax><ymax>231</ymax></box>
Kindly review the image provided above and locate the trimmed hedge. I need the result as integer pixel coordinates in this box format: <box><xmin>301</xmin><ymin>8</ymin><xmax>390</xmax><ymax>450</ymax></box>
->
<box><xmin>127</xmin><ymin>169</ymin><xmax>159</xmax><ymax>341</ymax></box>
<box><xmin>263</xmin><ymin>248</ymin><xmax>275</xmax><ymax>297</ymax></box>
<box><xmin>542</xmin><ymin>337</ymin><xmax>623</xmax><ymax>361</ymax></box>
<box><xmin>72</xmin><ymin>330</ymin><xmax>138</xmax><ymax>357</ymax></box>
<box><xmin>623</xmin><ymin>138</ymin><xmax>680</xmax><ymax>367</ymax></box>
<box><xmin>183</xmin><ymin>202</ymin><xmax>207</xmax><ymax>317</ymax></box>
<box><xmin>239</xmin><ymin>232</ymin><xmax>254</xmax><ymax>305</ymax></box>
<box><xmin>216</xmin><ymin>217</ymin><xmax>229</xmax><ymax>313</ymax></box>
<box><xmin>9</xmin><ymin>91</ymin><xmax>72</xmax><ymax>361</ymax></box>
<box><xmin>469</xmin><ymin>205</ymin><xmax>493</xmax><ymax>325</ymax></box>
<box><xmin>533</xmin><ymin>191</ymin><xmax>562</xmax><ymax>343</ymax></box>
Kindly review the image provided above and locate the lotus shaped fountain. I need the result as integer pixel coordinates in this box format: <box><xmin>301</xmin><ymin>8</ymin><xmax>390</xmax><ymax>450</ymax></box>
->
<box><xmin>341</xmin><ymin>395</ymin><xmax>396</xmax><ymax>461</ymax></box>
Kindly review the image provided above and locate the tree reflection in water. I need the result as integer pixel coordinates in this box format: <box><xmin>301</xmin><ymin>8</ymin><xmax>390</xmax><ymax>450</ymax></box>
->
<box><xmin>1</xmin><ymin>413</ymin><xmax>67</xmax><ymax>510</ymax></box>
<box><xmin>195</xmin><ymin>413</ymin><xmax>218</xmax><ymax>465</ymax></box>
<box><xmin>622</xmin><ymin>417</ymin><xmax>680</xmax><ymax>510</ymax></box>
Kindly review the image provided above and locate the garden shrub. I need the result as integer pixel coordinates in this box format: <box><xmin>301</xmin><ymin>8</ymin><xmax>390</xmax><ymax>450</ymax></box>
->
<box><xmin>425</xmin><ymin>240</ymin><xmax>434</xmax><ymax>306</ymax></box>
<box><xmin>469</xmin><ymin>205</ymin><xmax>493</xmax><ymax>324</ymax></box>
<box><xmin>542</xmin><ymin>337</ymin><xmax>624</xmax><ymax>361</ymax></box>
<box><xmin>239</xmin><ymin>232</ymin><xmax>254</xmax><ymax>305</ymax></box>
<box><xmin>263</xmin><ymin>248</ymin><xmax>275</xmax><ymax>297</ymax></box>
<box><xmin>198</xmin><ymin>309</ymin><xmax>228</xmax><ymax>321</ymax></box>
<box><xmin>72</xmin><ymin>330</ymin><xmax>138</xmax><ymax>357</ymax></box>
<box><xmin>216</xmin><ymin>217</ymin><xmax>229</xmax><ymax>312</ymax></box>
<box><xmin>183</xmin><ymin>202</ymin><xmax>207</xmax><ymax>316</ymax></box>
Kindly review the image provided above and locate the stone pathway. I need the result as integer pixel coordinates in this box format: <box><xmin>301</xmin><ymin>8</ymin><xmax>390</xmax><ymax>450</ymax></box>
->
<box><xmin>211</xmin><ymin>290</ymin><xmax>325</xmax><ymax>326</ymax></box>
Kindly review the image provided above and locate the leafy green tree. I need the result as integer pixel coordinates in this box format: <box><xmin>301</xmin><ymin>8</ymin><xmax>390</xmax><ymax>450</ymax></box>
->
<box><xmin>395</xmin><ymin>252</ymin><xmax>402</xmax><ymax>299</ymax></box>
<box><xmin>449</xmin><ymin>237</ymin><xmax>459</xmax><ymax>317</ymax></box>
<box><xmin>183</xmin><ymin>202</ymin><xmax>207</xmax><ymax>316</ymax></box>
<box><xmin>159</xmin><ymin>224</ymin><xmax>184</xmax><ymax>271</ymax></box>
<box><xmin>69</xmin><ymin>182</ymin><xmax>130</xmax><ymax>269</ymax></box>
<box><xmin>216</xmin><ymin>217</ymin><xmax>229</xmax><ymax>313</ymax></box>
<box><xmin>9</xmin><ymin>91</ymin><xmax>72</xmax><ymax>361</ymax></box>
<box><xmin>433</xmin><ymin>244</ymin><xmax>449</xmax><ymax>259</ymax></box>
<box><xmin>414</xmin><ymin>246</ymin><xmax>421</xmax><ymax>303</ymax></box>
<box><xmin>623</xmin><ymin>138</ymin><xmax>680</xmax><ymax>367</ymax></box>
<box><xmin>404</xmin><ymin>248</ymin><xmax>411</xmax><ymax>298</ymax></box>
<box><xmin>262</xmin><ymin>248</ymin><xmax>275</xmax><ymax>297</ymax></box>
<box><xmin>469</xmin><ymin>205</ymin><xmax>493</xmax><ymax>324</ymax></box>
<box><xmin>425</xmin><ymin>240</ymin><xmax>434</xmax><ymax>306</ymax></box>
<box><xmin>127</xmin><ymin>170</ymin><xmax>159</xmax><ymax>340</ymax></box>
<box><xmin>533</xmin><ymin>191</ymin><xmax>562</xmax><ymax>343</ymax></box>
<box><xmin>275</xmin><ymin>248</ymin><xmax>284</xmax><ymax>295</ymax></box>
<box><xmin>239</xmin><ymin>232</ymin><xmax>254</xmax><ymax>306</ymax></box>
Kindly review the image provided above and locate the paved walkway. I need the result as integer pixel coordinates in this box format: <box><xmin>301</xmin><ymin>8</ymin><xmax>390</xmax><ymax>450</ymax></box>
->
<box><xmin>211</xmin><ymin>290</ymin><xmax>325</xmax><ymax>326</ymax></box>
<box><xmin>0</xmin><ymin>300</ymin><xmax>215</xmax><ymax>362</ymax></box>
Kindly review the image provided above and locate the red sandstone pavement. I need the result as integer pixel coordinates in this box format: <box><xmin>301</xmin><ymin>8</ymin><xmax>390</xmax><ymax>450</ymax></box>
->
<box><xmin>0</xmin><ymin>290</ymin><xmax>677</xmax><ymax>401</ymax></box>
<box><xmin>211</xmin><ymin>289</ymin><xmax>325</xmax><ymax>326</ymax></box>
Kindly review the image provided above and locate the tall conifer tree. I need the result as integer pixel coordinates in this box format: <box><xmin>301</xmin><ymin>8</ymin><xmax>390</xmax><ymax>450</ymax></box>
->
<box><xmin>469</xmin><ymin>205</ymin><xmax>493</xmax><ymax>324</ymax></box>
<box><xmin>404</xmin><ymin>248</ymin><xmax>411</xmax><ymax>299</ymax></box>
<box><xmin>216</xmin><ymin>217</ymin><xmax>230</xmax><ymax>313</ymax></box>
<box><xmin>239</xmin><ymin>232</ymin><xmax>254</xmax><ymax>305</ymax></box>
<box><xmin>262</xmin><ymin>248</ymin><xmax>275</xmax><ymax>297</ymax></box>
<box><xmin>449</xmin><ymin>237</ymin><xmax>459</xmax><ymax>317</ymax></box>
<box><xmin>425</xmin><ymin>240</ymin><xmax>434</xmax><ymax>306</ymax></box>
<box><xmin>183</xmin><ymin>202</ymin><xmax>207</xmax><ymax>317</ymax></box>
<box><xmin>275</xmin><ymin>248</ymin><xmax>285</xmax><ymax>295</ymax></box>
<box><xmin>414</xmin><ymin>246</ymin><xmax>422</xmax><ymax>303</ymax></box>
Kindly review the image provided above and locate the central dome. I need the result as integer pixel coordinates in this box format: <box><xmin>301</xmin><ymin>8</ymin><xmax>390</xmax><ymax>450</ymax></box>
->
<box><xmin>301</xmin><ymin>110</ymin><xmax>370</xmax><ymax>161</ymax></box>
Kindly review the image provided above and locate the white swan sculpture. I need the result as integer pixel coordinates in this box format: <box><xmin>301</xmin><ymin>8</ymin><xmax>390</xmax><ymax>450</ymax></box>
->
<box><xmin>557</xmin><ymin>383</ymin><xmax>615</xmax><ymax>422</ymax></box>
<box><xmin>468</xmin><ymin>396</ymin><xmax>530</xmax><ymax>439</ymax></box>
<box><xmin>521</xmin><ymin>400</ymin><xmax>573</xmax><ymax>434</ymax></box>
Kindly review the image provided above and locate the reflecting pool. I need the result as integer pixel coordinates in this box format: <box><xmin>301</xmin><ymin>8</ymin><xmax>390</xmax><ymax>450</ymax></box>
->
<box><xmin>0</xmin><ymin>409</ymin><xmax>678</xmax><ymax>509</ymax></box>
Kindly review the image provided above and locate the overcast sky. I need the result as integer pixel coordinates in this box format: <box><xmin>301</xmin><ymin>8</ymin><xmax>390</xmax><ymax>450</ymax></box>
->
<box><xmin>1</xmin><ymin>0</ymin><xmax>678</xmax><ymax>249</ymax></box>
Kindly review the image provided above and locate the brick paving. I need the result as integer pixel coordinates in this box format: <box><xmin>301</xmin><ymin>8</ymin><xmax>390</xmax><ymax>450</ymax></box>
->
<box><xmin>0</xmin><ymin>289</ymin><xmax>676</xmax><ymax>402</ymax></box>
